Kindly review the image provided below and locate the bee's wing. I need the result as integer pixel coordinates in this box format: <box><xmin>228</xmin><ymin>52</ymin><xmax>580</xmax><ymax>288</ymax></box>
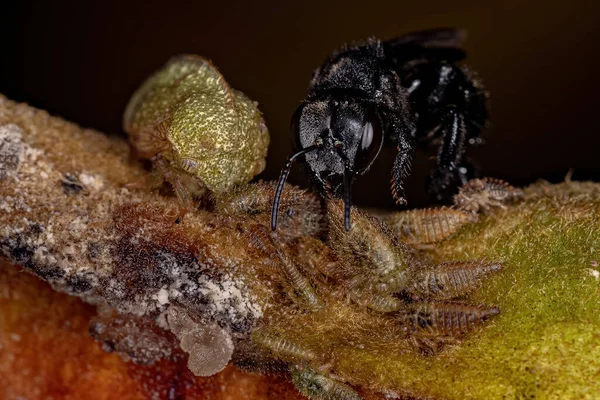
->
<box><xmin>384</xmin><ymin>28</ymin><xmax>467</xmax><ymax>63</ymax></box>
<box><xmin>388</xmin><ymin>28</ymin><xmax>467</xmax><ymax>48</ymax></box>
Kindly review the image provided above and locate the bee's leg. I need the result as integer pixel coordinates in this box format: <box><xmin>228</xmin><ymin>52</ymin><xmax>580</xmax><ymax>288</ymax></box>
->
<box><xmin>426</xmin><ymin>105</ymin><xmax>470</xmax><ymax>202</ymax></box>
<box><xmin>390</xmin><ymin>128</ymin><xmax>414</xmax><ymax>206</ymax></box>
<box><xmin>246</xmin><ymin>224</ymin><xmax>324</xmax><ymax>311</ymax></box>
<box><xmin>405</xmin><ymin>62</ymin><xmax>487</xmax><ymax>202</ymax></box>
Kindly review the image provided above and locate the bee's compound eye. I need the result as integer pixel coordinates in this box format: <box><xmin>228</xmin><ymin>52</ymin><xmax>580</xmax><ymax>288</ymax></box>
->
<box><xmin>354</xmin><ymin>109</ymin><xmax>383</xmax><ymax>172</ymax></box>
<box><xmin>290</xmin><ymin>104</ymin><xmax>305</xmax><ymax>151</ymax></box>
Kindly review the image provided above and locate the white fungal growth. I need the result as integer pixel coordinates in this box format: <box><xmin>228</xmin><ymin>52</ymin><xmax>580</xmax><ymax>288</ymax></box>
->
<box><xmin>157</xmin><ymin>287</ymin><xmax>170</xmax><ymax>305</ymax></box>
<box><xmin>78</xmin><ymin>172</ymin><xmax>105</xmax><ymax>192</ymax></box>
<box><xmin>197</xmin><ymin>275</ymin><xmax>263</xmax><ymax>322</ymax></box>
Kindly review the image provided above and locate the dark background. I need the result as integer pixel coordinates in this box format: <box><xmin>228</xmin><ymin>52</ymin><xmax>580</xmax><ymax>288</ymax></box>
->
<box><xmin>1</xmin><ymin>0</ymin><xmax>599</xmax><ymax>208</ymax></box>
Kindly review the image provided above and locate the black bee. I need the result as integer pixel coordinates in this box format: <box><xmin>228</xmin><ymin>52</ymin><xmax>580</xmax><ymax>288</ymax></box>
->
<box><xmin>272</xmin><ymin>28</ymin><xmax>488</xmax><ymax>231</ymax></box>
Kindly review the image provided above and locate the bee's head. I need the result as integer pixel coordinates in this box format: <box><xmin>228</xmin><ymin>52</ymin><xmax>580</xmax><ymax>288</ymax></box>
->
<box><xmin>272</xmin><ymin>95</ymin><xmax>384</xmax><ymax>231</ymax></box>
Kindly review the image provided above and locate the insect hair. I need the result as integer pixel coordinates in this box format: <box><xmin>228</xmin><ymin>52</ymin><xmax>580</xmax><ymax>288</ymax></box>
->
<box><xmin>247</xmin><ymin>224</ymin><xmax>324</xmax><ymax>310</ymax></box>
<box><xmin>327</xmin><ymin>199</ymin><xmax>412</xmax><ymax>278</ymax></box>
<box><xmin>215</xmin><ymin>181</ymin><xmax>325</xmax><ymax>239</ymax></box>
<box><xmin>288</xmin><ymin>236</ymin><xmax>345</xmax><ymax>281</ymax></box>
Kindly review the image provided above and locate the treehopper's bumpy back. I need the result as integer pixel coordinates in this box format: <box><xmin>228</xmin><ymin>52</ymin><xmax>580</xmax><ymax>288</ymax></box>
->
<box><xmin>124</xmin><ymin>55</ymin><xmax>269</xmax><ymax>205</ymax></box>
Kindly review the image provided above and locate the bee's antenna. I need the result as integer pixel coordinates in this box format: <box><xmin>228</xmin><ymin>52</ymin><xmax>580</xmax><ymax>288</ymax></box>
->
<box><xmin>343</xmin><ymin>165</ymin><xmax>352</xmax><ymax>231</ymax></box>
<box><xmin>271</xmin><ymin>144</ymin><xmax>320</xmax><ymax>231</ymax></box>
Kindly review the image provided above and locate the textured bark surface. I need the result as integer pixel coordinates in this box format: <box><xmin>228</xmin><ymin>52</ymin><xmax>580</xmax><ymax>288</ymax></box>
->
<box><xmin>0</xmin><ymin>260</ymin><xmax>302</xmax><ymax>400</ymax></box>
<box><xmin>1</xmin><ymin>95</ymin><xmax>599</xmax><ymax>399</ymax></box>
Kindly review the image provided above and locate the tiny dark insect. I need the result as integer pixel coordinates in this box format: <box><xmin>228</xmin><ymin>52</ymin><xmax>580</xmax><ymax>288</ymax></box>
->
<box><xmin>272</xmin><ymin>28</ymin><xmax>488</xmax><ymax>231</ymax></box>
<box><xmin>61</xmin><ymin>173</ymin><xmax>85</xmax><ymax>195</ymax></box>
